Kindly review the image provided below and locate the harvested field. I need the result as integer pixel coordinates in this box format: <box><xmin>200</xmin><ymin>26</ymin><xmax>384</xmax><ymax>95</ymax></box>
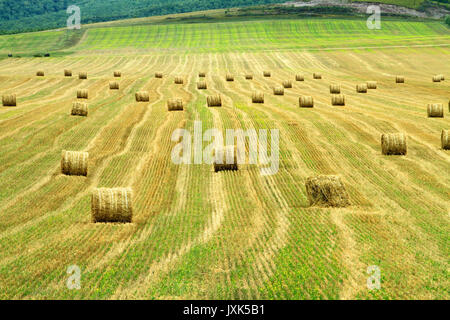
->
<box><xmin>0</xmin><ymin>15</ymin><xmax>448</xmax><ymax>301</ymax></box>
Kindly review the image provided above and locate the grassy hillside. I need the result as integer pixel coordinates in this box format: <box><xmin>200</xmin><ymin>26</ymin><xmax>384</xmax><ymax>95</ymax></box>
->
<box><xmin>2</xmin><ymin>17</ymin><xmax>449</xmax><ymax>55</ymax></box>
<box><xmin>1</xmin><ymin>0</ymin><xmax>448</xmax><ymax>34</ymax></box>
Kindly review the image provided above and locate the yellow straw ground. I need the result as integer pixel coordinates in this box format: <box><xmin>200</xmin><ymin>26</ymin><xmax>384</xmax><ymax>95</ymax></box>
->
<box><xmin>0</xmin><ymin>27</ymin><xmax>448</xmax><ymax>300</ymax></box>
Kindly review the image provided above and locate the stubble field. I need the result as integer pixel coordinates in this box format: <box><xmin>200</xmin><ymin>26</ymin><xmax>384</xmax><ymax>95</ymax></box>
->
<box><xmin>0</xmin><ymin>17</ymin><xmax>449</xmax><ymax>299</ymax></box>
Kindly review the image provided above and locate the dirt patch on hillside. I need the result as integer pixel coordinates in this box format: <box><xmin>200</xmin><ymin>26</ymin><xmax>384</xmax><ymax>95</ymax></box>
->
<box><xmin>284</xmin><ymin>0</ymin><xmax>450</xmax><ymax>19</ymax></box>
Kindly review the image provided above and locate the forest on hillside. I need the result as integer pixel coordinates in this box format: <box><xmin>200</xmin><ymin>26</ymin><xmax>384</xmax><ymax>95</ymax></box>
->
<box><xmin>1</xmin><ymin>0</ymin><xmax>449</xmax><ymax>34</ymax></box>
<box><xmin>0</xmin><ymin>0</ymin><xmax>281</xmax><ymax>34</ymax></box>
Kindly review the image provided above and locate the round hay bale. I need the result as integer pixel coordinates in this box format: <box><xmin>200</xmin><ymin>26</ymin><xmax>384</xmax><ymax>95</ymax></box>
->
<box><xmin>432</xmin><ymin>75</ymin><xmax>441</xmax><ymax>83</ymax></box>
<box><xmin>174</xmin><ymin>76</ymin><xmax>184</xmax><ymax>84</ymax></box>
<box><xmin>313</xmin><ymin>73</ymin><xmax>322</xmax><ymax>79</ymax></box>
<box><xmin>155</xmin><ymin>72</ymin><xmax>163</xmax><ymax>78</ymax></box>
<box><xmin>296</xmin><ymin>74</ymin><xmax>304</xmax><ymax>81</ymax></box>
<box><xmin>245</xmin><ymin>74</ymin><xmax>253</xmax><ymax>80</ymax></box>
<box><xmin>64</xmin><ymin>69</ymin><xmax>72</xmax><ymax>77</ymax></box>
<box><xmin>135</xmin><ymin>91</ymin><xmax>149</xmax><ymax>102</ymax></box>
<box><xmin>305</xmin><ymin>175</ymin><xmax>350</xmax><ymax>207</ymax></box>
<box><xmin>77</xmin><ymin>89</ymin><xmax>88</xmax><ymax>99</ymax></box>
<box><xmin>283</xmin><ymin>80</ymin><xmax>292</xmax><ymax>88</ymax></box>
<box><xmin>2</xmin><ymin>94</ymin><xmax>16</xmax><ymax>107</ymax></box>
<box><xmin>381</xmin><ymin>133</ymin><xmax>407</xmax><ymax>155</ymax></box>
<box><xmin>367</xmin><ymin>81</ymin><xmax>377</xmax><ymax>89</ymax></box>
<box><xmin>331</xmin><ymin>94</ymin><xmax>345</xmax><ymax>106</ymax></box>
<box><xmin>197</xmin><ymin>81</ymin><xmax>207</xmax><ymax>90</ymax></box>
<box><xmin>79</xmin><ymin>72</ymin><xmax>88</xmax><ymax>80</ymax></box>
<box><xmin>441</xmin><ymin>129</ymin><xmax>450</xmax><ymax>150</ymax></box>
<box><xmin>168</xmin><ymin>98</ymin><xmax>184</xmax><ymax>111</ymax></box>
<box><xmin>213</xmin><ymin>145</ymin><xmax>238</xmax><ymax>172</ymax></box>
<box><xmin>439</xmin><ymin>74</ymin><xmax>445</xmax><ymax>81</ymax></box>
<box><xmin>114</xmin><ymin>71</ymin><xmax>122</xmax><ymax>78</ymax></box>
<box><xmin>109</xmin><ymin>81</ymin><xmax>119</xmax><ymax>90</ymax></box>
<box><xmin>61</xmin><ymin>150</ymin><xmax>88</xmax><ymax>176</ymax></box>
<box><xmin>252</xmin><ymin>91</ymin><xmax>264</xmax><ymax>103</ymax></box>
<box><xmin>356</xmin><ymin>84</ymin><xmax>368</xmax><ymax>93</ymax></box>
<box><xmin>329</xmin><ymin>84</ymin><xmax>341</xmax><ymax>94</ymax></box>
<box><xmin>427</xmin><ymin>103</ymin><xmax>444</xmax><ymax>118</ymax></box>
<box><xmin>226</xmin><ymin>74</ymin><xmax>234</xmax><ymax>82</ymax></box>
<box><xmin>299</xmin><ymin>96</ymin><xmax>314</xmax><ymax>108</ymax></box>
<box><xmin>273</xmin><ymin>86</ymin><xmax>284</xmax><ymax>96</ymax></box>
<box><xmin>199</xmin><ymin>71</ymin><xmax>206</xmax><ymax>78</ymax></box>
<box><xmin>36</xmin><ymin>71</ymin><xmax>44</xmax><ymax>77</ymax></box>
<box><xmin>207</xmin><ymin>95</ymin><xmax>222</xmax><ymax>107</ymax></box>
<box><xmin>263</xmin><ymin>71</ymin><xmax>271</xmax><ymax>77</ymax></box>
<box><xmin>71</xmin><ymin>101</ymin><xmax>88</xmax><ymax>116</ymax></box>
<box><xmin>91</xmin><ymin>188</ymin><xmax>133</xmax><ymax>223</ymax></box>
<box><xmin>395</xmin><ymin>76</ymin><xmax>404</xmax><ymax>83</ymax></box>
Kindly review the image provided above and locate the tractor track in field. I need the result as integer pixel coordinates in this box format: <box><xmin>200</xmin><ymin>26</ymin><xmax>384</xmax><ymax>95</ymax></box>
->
<box><xmin>45</xmin><ymin>57</ymin><xmax>180</xmax><ymax>282</ymax></box>
<box><xmin>0</xmin><ymin>57</ymin><xmax>166</xmax><ymax>249</ymax></box>
<box><xmin>0</xmin><ymin>79</ymin><xmax>141</xmax><ymax>211</ymax></box>
<box><xmin>0</xmin><ymin>78</ymin><xmax>154</xmax><ymax>248</ymax></box>
<box><xmin>111</xmin><ymin>56</ymin><xmax>209</xmax><ymax>298</ymax></box>
<box><xmin>59</xmin><ymin>55</ymin><xmax>186</xmax><ymax>287</ymax></box>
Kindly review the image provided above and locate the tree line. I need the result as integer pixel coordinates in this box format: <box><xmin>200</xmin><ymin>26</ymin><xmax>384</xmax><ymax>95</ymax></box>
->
<box><xmin>0</xmin><ymin>0</ymin><xmax>280</xmax><ymax>34</ymax></box>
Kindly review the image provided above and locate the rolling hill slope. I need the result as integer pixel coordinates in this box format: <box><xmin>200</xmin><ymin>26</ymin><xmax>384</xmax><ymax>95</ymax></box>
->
<box><xmin>2</xmin><ymin>0</ymin><xmax>449</xmax><ymax>34</ymax></box>
<box><xmin>1</xmin><ymin>0</ymin><xmax>282</xmax><ymax>34</ymax></box>
<box><xmin>1</xmin><ymin>17</ymin><xmax>449</xmax><ymax>55</ymax></box>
